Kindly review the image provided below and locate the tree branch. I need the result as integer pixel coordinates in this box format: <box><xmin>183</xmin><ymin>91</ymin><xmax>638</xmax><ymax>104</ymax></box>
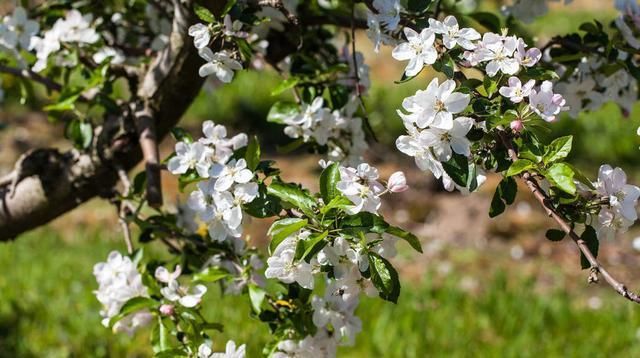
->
<box><xmin>498</xmin><ymin>132</ymin><xmax>640</xmax><ymax>304</ymax></box>
<box><xmin>0</xmin><ymin>0</ymin><xmax>206</xmax><ymax>241</ymax></box>
<box><xmin>0</xmin><ymin>64</ymin><xmax>63</xmax><ymax>92</ymax></box>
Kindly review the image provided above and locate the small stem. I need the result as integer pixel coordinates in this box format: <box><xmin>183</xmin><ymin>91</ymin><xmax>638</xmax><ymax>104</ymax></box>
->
<box><xmin>498</xmin><ymin>131</ymin><xmax>640</xmax><ymax>304</ymax></box>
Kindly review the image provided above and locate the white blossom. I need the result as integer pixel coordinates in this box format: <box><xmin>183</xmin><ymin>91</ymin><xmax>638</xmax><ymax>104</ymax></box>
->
<box><xmin>499</xmin><ymin>77</ymin><xmax>535</xmax><ymax>103</ymax></box>
<box><xmin>514</xmin><ymin>39</ymin><xmax>541</xmax><ymax>67</ymax></box>
<box><xmin>429</xmin><ymin>15</ymin><xmax>480</xmax><ymax>50</ymax></box>
<box><xmin>167</xmin><ymin>141</ymin><xmax>213</xmax><ymax>178</ymax></box>
<box><xmin>189</xmin><ymin>23</ymin><xmax>211</xmax><ymax>49</ymax></box>
<box><xmin>198</xmin><ymin>340</ymin><xmax>246</xmax><ymax>358</ymax></box>
<box><xmin>398</xmin><ymin>78</ymin><xmax>470</xmax><ymax>130</ymax></box>
<box><xmin>418</xmin><ymin>116</ymin><xmax>474</xmax><ymax>161</ymax></box>
<box><xmin>392</xmin><ymin>27</ymin><xmax>437</xmax><ymax>77</ymax></box>
<box><xmin>477</xmin><ymin>32</ymin><xmax>520</xmax><ymax>77</ymax></box>
<box><xmin>265</xmin><ymin>243</ymin><xmax>315</xmax><ymax>289</ymax></box>
<box><xmin>209</xmin><ymin>158</ymin><xmax>254</xmax><ymax>192</ymax></box>
<box><xmin>596</xmin><ymin>165</ymin><xmax>640</xmax><ymax>224</ymax></box>
<box><xmin>155</xmin><ymin>265</ymin><xmax>208</xmax><ymax>307</ymax></box>
<box><xmin>311</xmin><ymin>293</ymin><xmax>362</xmax><ymax>346</ymax></box>
<box><xmin>93</xmin><ymin>251</ymin><xmax>152</xmax><ymax>335</ymax></box>
<box><xmin>529</xmin><ymin>80</ymin><xmax>567</xmax><ymax>122</ymax></box>
<box><xmin>2</xmin><ymin>7</ymin><xmax>39</xmax><ymax>50</ymax></box>
<box><xmin>198</xmin><ymin>48</ymin><xmax>243</xmax><ymax>83</ymax></box>
<box><xmin>396</xmin><ymin>128</ymin><xmax>445</xmax><ymax>179</ymax></box>
<box><xmin>337</xmin><ymin>163</ymin><xmax>385</xmax><ymax>215</ymax></box>
<box><xmin>92</xmin><ymin>47</ymin><xmax>125</xmax><ymax>64</ymax></box>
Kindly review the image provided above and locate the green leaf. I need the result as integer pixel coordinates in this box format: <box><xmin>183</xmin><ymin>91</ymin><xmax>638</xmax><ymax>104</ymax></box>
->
<box><xmin>580</xmin><ymin>226</ymin><xmax>599</xmax><ymax>269</ymax></box>
<box><xmin>244</xmin><ymin>184</ymin><xmax>282</xmax><ymax>218</ymax></box>
<box><xmin>245</xmin><ymin>136</ymin><xmax>260</xmax><ymax>171</ymax></box>
<box><xmin>170</xmin><ymin>127</ymin><xmax>193</xmax><ymax>143</ymax></box>
<box><xmin>386</xmin><ymin>226</ymin><xmax>423</xmax><ymax>253</ymax></box>
<box><xmin>320</xmin><ymin>196</ymin><xmax>352</xmax><ymax>214</ymax></box>
<box><xmin>268</xmin><ymin>218</ymin><xmax>308</xmax><ymax>254</ymax></box>
<box><xmin>248</xmin><ymin>284</ymin><xmax>266</xmax><ymax>314</ymax></box>
<box><xmin>566</xmin><ymin>163</ymin><xmax>596</xmax><ymax>190</ymax></box>
<box><xmin>65</xmin><ymin>119</ymin><xmax>93</xmax><ymax>149</ymax></box>
<box><xmin>109</xmin><ymin>297</ymin><xmax>157</xmax><ymax>327</ymax></box>
<box><xmin>267</xmin><ymin>181</ymin><xmax>316</xmax><ymax>217</ymax></box>
<box><xmin>221</xmin><ymin>0</ymin><xmax>237</xmax><ymax>16</ymax></box>
<box><xmin>482</xmin><ymin>76</ymin><xmax>499</xmax><ymax>98</ymax></box>
<box><xmin>342</xmin><ymin>212</ymin><xmax>389</xmax><ymax>234</ymax></box>
<box><xmin>301</xmin><ymin>231</ymin><xmax>328</xmax><ymax>261</ymax></box>
<box><xmin>319</xmin><ymin>163</ymin><xmax>341</xmax><ymax>203</ymax></box>
<box><xmin>470</xmin><ymin>11</ymin><xmax>502</xmax><ymax>33</ymax></box>
<box><xmin>489</xmin><ymin>176</ymin><xmax>517</xmax><ymax>218</ymax></box>
<box><xmin>151</xmin><ymin>317</ymin><xmax>170</xmax><ymax>353</ymax></box>
<box><xmin>43</xmin><ymin>92</ymin><xmax>80</xmax><ymax>112</ymax></box>
<box><xmin>545</xmin><ymin>229</ymin><xmax>566</xmax><ymax>242</ymax></box>
<box><xmin>271</xmin><ymin>77</ymin><xmax>300</xmax><ymax>96</ymax></box>
<box><xmin>267</xmin><ymin>101</ymin><xmax>298</xmax><ymax>124</ymax></box>
<box><xmin>407</xmin><ymin>0</ymin><xmax>433</xmax><ymax>12</ymax></box>
<box><xmin>546</xmin><ymin>163</ymin><xmax>576</xmax><ymax>195</ymax></box>
<box><xmin>544</xmin><ymin>135</ymin><xmax>572</xmax><ymax>164</ymax></box>
<box><xmin>193</xmin><ymin>4</ymin><xmax>215</xmax><ymax>23</ymax></box>
<box><xmin>506</xmin><ymin>159</ymin><xmax>535</xmax><ymax>177</ymax></box>
<box><xmin>368</xmin><ymin>253</ymin><xmax>400</xmax><ymax>303</ymax></box>
<box><xmin>193</xmin><ymin>267</ymin><xmax>229</xmax><ymax>282</ymax></box>
<box><xmin>442</xmin><ymin>153</ymin><xmax>470</xmax><ymax>187</ymax></box>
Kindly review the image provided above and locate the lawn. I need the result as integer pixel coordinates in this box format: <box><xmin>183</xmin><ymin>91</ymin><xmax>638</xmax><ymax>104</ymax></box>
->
<box><xmin>1</xmin><ymin>228</ymin><xmax>639</xmax><ymax>357</ymax></box>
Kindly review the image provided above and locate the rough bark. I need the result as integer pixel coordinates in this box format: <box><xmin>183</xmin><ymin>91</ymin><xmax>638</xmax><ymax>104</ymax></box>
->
<box><xmin>0</xmin><ymin>0</ymin><xmax>205</xmax><ymax>240</ymax></box>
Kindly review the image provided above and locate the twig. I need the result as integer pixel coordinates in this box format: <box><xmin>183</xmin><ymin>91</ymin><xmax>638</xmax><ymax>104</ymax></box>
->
<box><xmin>134</xmin><ymin>103</ymin><xmax>163</xmax><ymax>208</ymax></box>
<box><xmin>257</xmin><ymin>0</ymin><xmax>299</xmax><ymax>25</ymax></box>
<box><xmin>350</xmin><ymin>4</ymin><xmax>378</xmax><ymax>142</ymax></box>
<box><xmin>0</xmin><ymin>64</ymin><xmax>62</xmax><ymax>92</ymax></box>
<box><xmin>115</xmin><ymin>167</ymin><xmax>134</xmax><ymax>254</ymax></box>
<box><xmin>498</xmin><ymin>132</ymin><xmax>640</xmax><ymax>304</ymax></box>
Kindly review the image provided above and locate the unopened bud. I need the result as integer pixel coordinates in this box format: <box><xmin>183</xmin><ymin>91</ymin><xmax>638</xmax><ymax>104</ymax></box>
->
<box><xmin>510</xmin><ymin>120</ymin><xmax>524</xmax><ymax>133</ymax></box>
<box><xmin>387</xmin><ymin>171</ymin><xmax>409</xmax><ymax>193</ymax></box>
<box><xmin>159</xmin><ymin>304</ymin><xmax>175</xmax><ymax>316</ymax></box>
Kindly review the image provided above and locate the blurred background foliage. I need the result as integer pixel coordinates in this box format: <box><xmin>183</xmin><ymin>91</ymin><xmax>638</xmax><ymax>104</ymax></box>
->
<box><xmin>2</xmin><ymin>1</ymin><xmax>640</xmax><ymax>357</ymax></box>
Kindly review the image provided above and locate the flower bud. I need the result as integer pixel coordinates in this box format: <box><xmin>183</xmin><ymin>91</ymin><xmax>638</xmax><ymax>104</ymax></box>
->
<box><xmin>159</xmin><ymin>304</ymin><xmax>175</xmax><ymax>316</ymax></box>
<box><xmin>387</xmin><ymin>171</ymin><xmax>408</xmax><ymax>193</ymax></box>
<box><xmin>510</xmin><ymin>120</ymin><xmax>524</xmax><ymax>133</ymax></box>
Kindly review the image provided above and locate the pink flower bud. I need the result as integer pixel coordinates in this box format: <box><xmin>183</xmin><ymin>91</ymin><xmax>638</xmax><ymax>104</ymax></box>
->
<box><xmin>510</xmin><ymin>120</ymin><xmax>524</xmax><ymax>133</ymax></box>
<box><xmin>387</xmin><ymin>171</ymin><xmax>408</xmax><ymax>193</ymax></box>
<box><xmin>159</xmin><ymin>304</ymin><xmax>175</xmax><ymax>316</ymax></box>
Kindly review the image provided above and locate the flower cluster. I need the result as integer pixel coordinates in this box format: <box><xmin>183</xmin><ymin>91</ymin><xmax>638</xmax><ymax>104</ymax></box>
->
<box><xmin>155</xmin><ymin>265</ymin><xmax>208</xmax><ymax>308</ymax></box>
<box><xmin>0</xmin><ymin>7</ymin><xmax>39</xmax><ymax>63</ymax></box>
<box><xmin>593</xmin><ymin>165</ymin><xmax>640</xmax><ymax>239</ymax></box>
<box><xmin>366</xmin><ymin>0</ymin><xmax>402</xmax><ymax>52</ymax></box>
<box><xmin>30</xmin><ymin>10</ymin><xmax>100</xmax><ymax>72</ymax></box>
<box><xmin>282</xmin><ymin>97</ymin><xmax>368</xmax><ymax>166</ymax></box>
<box><xmin>337</xmin><ymin>163</ymin><xmax>407</xmax><ymax>215</ymax></box>
<box><xmin>188</xmin><ymin>16</ymin><xmax>245</xmax><ymax>83</ymax></box>
<box><xmin>198</xmin><ymin>340</ymin><xmax>246</xmax><ymax>358</ymax></box>
<box><xmin>395</xmin><ymin>77</ymin><xmax>474</xmax><ymax>180</ymax></box>
<box><xmin>501</xmin><ymin>78</ymin><xmax>567</xmax><ymax>122</ymax></box>
<box><xmin>169</xmin><ymin>121</ymin><xmax>257</xmax><ymax>243</ymax></box>
<box><xmin>93</xmin><ymin>251</ymin><xmax>152</xmax><ymax>335</ymax></box>
<box><xmin>503</xmin><ymin>0</ymin><xmax>574</xmax><ymax>24</ymax></box>
<box><xmin>264</xmin><ymin>162</ymin><xmax>406</xmax><ymax>354</ymax></box>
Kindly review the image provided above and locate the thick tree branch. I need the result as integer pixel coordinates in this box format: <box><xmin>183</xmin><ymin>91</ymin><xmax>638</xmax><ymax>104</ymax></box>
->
<box><xmin>0</xmin><ymin>0</ymin><xmax>206</xmax><ymax>240</ymax></box>
<box><xmin>499</xmin><ymin>132</ymin><xmax>640</xmax><ymax>304</ymax></box>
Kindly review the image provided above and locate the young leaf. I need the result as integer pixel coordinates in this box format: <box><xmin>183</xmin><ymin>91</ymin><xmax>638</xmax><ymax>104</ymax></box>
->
<box><xmin>544</xmin><ymin>135</ymin><xmax>572</xmax><ymax>164</ymax></box>
<box><xmin>342</xmin><ymin>212</ymin><xmax>390</xmax><ymax>234</ymax></box>
<box><xmin>320</xmin><ymin>196</ymin><xmax>352</xmax><ymax>214</ymax></box>
<box><xmin>368</xmin><ymin>253</ymin><xmax>400</xmax><ymax>303</ymax></box>
<box><xmin>319</xmin><ymin>163</ymin><xmax>341</xmax><ymax>203</ymax></box>
<box><xmin>193</xmin><ymin>267</ymin><xmax>229</xmax><ymax>282</ymax></box>
<box><xmin>267</xmin><ymin>101</ymin><xmax>299</xmax><ymax>124</ymax></box>
<box><xmin>109</xmin><ymin>297</ymin><xmax>157</xmax><ymax>327</ymax></box>
<box><xmin>267</xmin><ymin>181</ymin><xmax>316</xmax><ymax>217</ymax></box>
<box><xmin>268</xmin><ymin>218</ymin><xmax>308</xmax><ymax>254</ymax></box>
<box><xmin>301</xmin><ymin>231</ymin><xmax>329</xmax><ymax>261</ymax></box>
<box><xmin>546</xmin><ymin>163</ymin><xmax>576</xmax><ymax>195</ymax></box>
<box><xmin>545</xmin><ymin>229</ymin><xmax>566</xmax><ymax>242</ymax></box>
<box><xmin>442</xmin><ymin>153</ymin><xmax>470</xmax><ymax>187</ymax></box>
<box><xmin>506</xmin><ymin>159</ymin><xmax>535</xmax><ymax>177</ymax></box>
<box><xmin>580</xmin><ymin>226</ymin><xmax>599</xmax><ymax>269</ymax></box>
<box><xmin>193</xmin><ymin>4</ymin><xmax>215</xmax><ymax>23</ymax></box>
<box><xmin>248</xmin><ymin>284</ymin><xmax>266</xmax><ymax>314</ymax></box>
<box><xmin>489</xmin><ymin>176</ymin><xmax>517</xmax><ymax>218</ymax></box>
<box><xmin>386</xmin><ymin>226</ymin><xmax>423</xmax><ymax>253</ymax></box>
<box><xmin>245</xmin><ymin>136</ymin><xmax>261</xmax><ymax>171</ymax></box>
<box><xmin>271</xmin><ymin>77</ymin><xmax>300</xmax><ymax>96</ymax></box>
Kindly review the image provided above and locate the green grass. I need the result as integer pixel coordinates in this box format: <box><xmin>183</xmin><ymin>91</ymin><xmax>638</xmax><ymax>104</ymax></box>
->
<box><xmin>2</xmin><ymin>228</ymin><xmax>640</xmax><ymax>357</ymax></box>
